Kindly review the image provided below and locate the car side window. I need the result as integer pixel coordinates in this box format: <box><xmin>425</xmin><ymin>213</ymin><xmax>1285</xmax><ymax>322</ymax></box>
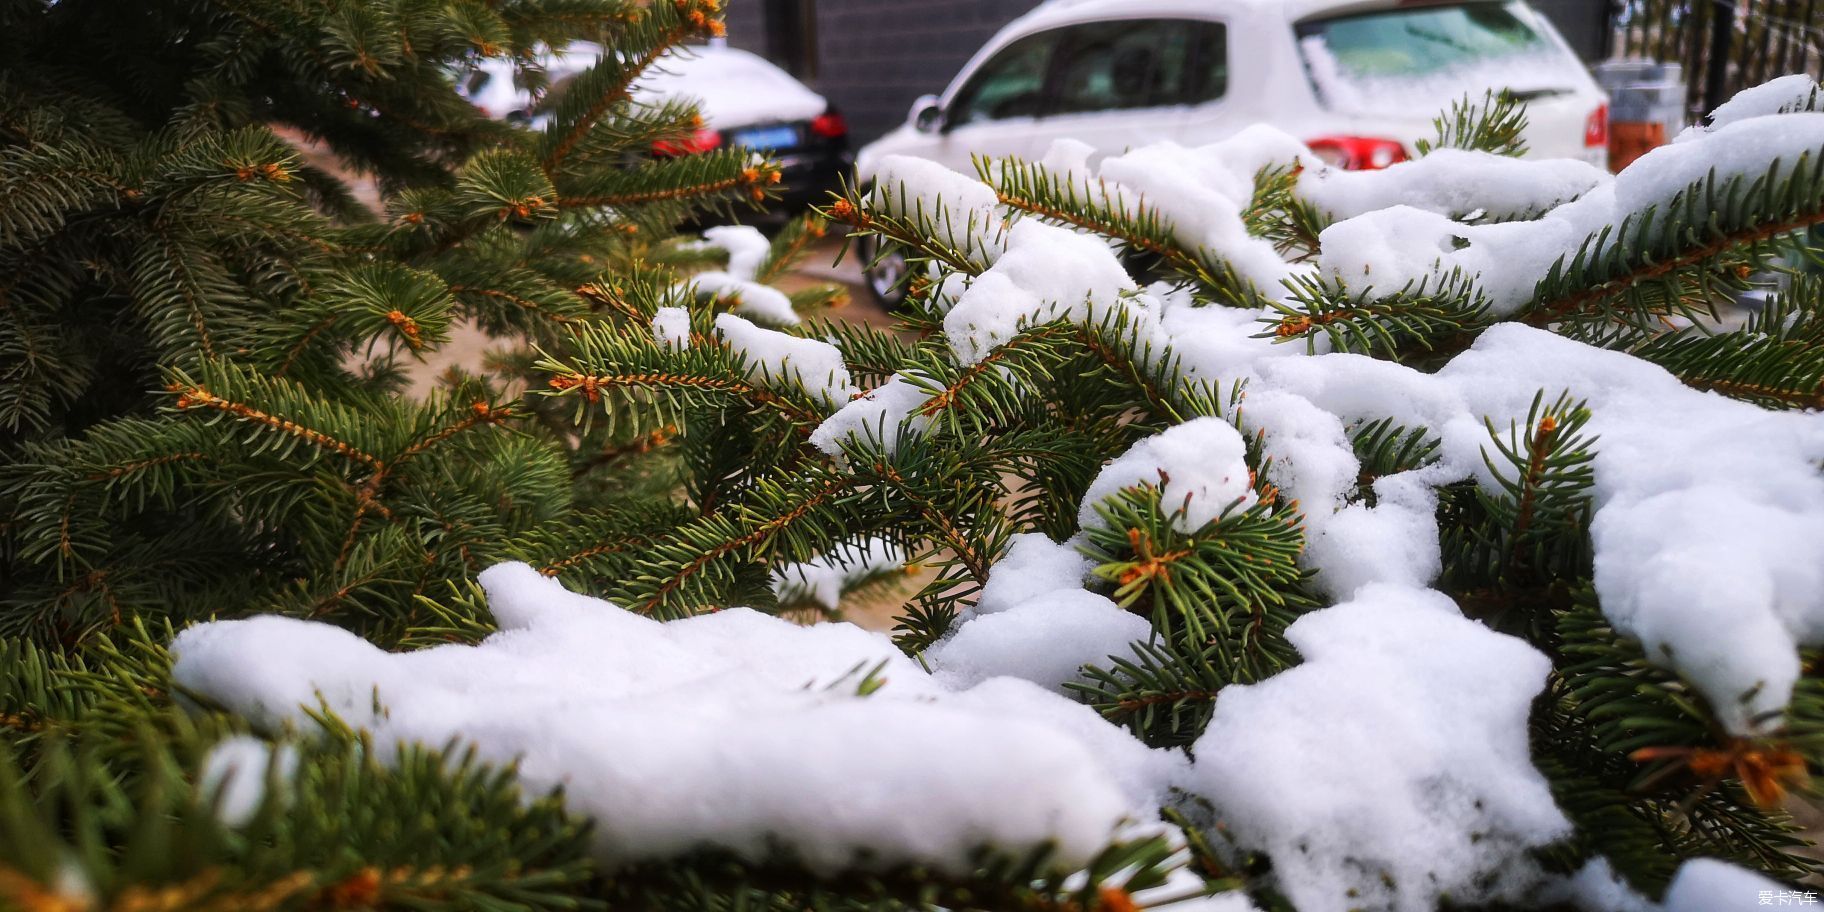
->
<box><xmin>1050</xmin><ymin>19</ymin><xmax>1206</xmax><ymax>115</ymax></box>
<box><xmin>1188</xmin><ymin>22</ymin><xmax>1229</xmax><ymax>104</ymax></box>
<box><xmin>950</xmin><ymin>31</ymin><xmax>1060</xmax><ymax>126</ymax></box>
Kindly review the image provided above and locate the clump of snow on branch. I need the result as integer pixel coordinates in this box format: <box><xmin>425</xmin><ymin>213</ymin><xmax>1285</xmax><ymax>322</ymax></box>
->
<box><xmin>686</xmin><ymin>225</ymin><xmax>799</xmax><ymax>325</ymax></box>
<box><xmin>198</xmin><ymin>736</ymin><xmax>298</xmax><ymax>827</ymax></box>
<box><xmin>715</xmin><ymin>313</ymin><xmax>857</xmax><ymax>411</ymax></box>
<box><xmin>927</xmin><ymin>589</ymin><xmax>1149</xmax><ymax>692</ymax></box>
<box><xmin>868</xmin><ymin>155</ymin><xmax>1007</xmax><ymax>265</ymax></box>
<box><xmin>1686</xmin><ymin>73</ymin><xmax>1819</xmax><ymax>135</ymax></box>
<box><xmin>172</xmin><ymin>563</ymin><xmax>1180</xmax><ymax>875</ymax></box>
<box><xmin>1185</xmin><ymin>586</ymin><xmax>1569</xmax><ymax>911</ymax></box>
<box><xmin>651</xmin><ymin>305</ymin><xmax>691</xmax><ymax>349</ymax></box>
<box><xmin>808</xmin><ymin>374</ymin><xmax>934</xmax><ymax>458</ymax></box>
<box><xmin>943</xmin><ymin>219</ymin><xmax>1135</xmax><ymax>365</ymax></box>
<box><xmin>1077</xmin><ymin>417</ymin><xmax>1257</xmax><ymax>532</ymax></box>
<box><xmin>971</xmin><ymin>533</ymin><xmax>1093</xmax><ymax>616</ymax></box>
<box><xmin>1302</xmin><ymin>149</ymin><xmax>1607</xmax><ymax>222</ymax></box>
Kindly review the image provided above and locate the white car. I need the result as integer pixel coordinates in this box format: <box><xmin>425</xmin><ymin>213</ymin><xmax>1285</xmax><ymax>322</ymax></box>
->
<box><xmin>460</xmin><ymin>43</ymin><xmax>852</xmax><ymax>215</ymax></box>
<box><xmin>855</xmin><ymin>0</ymin><xmax>1609</xmax><ymax>305</ymax></box>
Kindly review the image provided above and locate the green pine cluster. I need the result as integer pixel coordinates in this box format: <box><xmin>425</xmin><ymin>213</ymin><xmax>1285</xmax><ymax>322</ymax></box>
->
<box><xmin>4</xmin><ymin>0</ymin><xmax>1824</xmax><ymax>907</ymax></box>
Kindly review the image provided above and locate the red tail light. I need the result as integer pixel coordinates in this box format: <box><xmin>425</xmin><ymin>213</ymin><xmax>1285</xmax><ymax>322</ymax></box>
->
<box><xmin>809</xmin><ymin>109</ymin><xmax>848</xmax><ymax>139</ymax></box>
<box><xmin>1306</xmin><ymin>135</ymin><xmax>1409</xmax><ymax>171</ymax></box>
<box><xmin>653</xmin><ymin>127</ymin><xmax>723</xmax><ymax>157</ymax></box>
<box><xmin>1584</xmin><ymin>103</ymin><xmax>1609</xmax><ymax>148</ymax></box>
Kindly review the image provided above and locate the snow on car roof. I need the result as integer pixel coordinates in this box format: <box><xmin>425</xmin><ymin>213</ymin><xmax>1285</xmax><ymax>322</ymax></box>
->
<box><xmin>1016</xmin><ymin>0</ymin><xmax>1399</xmax><ymax>29</ymax></box>
<box><xmin>634</xmin><ymin>45</ymin><xmax>828</xmax><ymax>130</ymax></box>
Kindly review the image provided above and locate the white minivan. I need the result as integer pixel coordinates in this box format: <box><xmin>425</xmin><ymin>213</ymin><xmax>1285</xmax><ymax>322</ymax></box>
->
<box><xmin>855</xmin><ymin>0</ymin><xmax>1610</xmax><ymax>305</ymax></box>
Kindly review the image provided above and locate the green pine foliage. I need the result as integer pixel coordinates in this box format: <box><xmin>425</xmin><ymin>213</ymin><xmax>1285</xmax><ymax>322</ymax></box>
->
<box><xmin>5</xmin><ymin>4</ymin><xmax>1824</xmax><ymax>909</ymax></box>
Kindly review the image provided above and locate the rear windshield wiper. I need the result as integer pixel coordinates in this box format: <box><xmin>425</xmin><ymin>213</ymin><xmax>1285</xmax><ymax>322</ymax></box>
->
<box><xmin>1504</xmin><ymin>87</ymin><xmax>1571</xmax><ymax>101</ymax></box>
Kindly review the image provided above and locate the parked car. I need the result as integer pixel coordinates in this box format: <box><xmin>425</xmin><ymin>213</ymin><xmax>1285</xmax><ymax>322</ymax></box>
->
<box><xmin>854</xmin><ymin>0</ymin><xmax>1610</xmax><ymax>306</ymax></box>
<box><xmin>459</xmin><ymin>43</ymin><xmax>852</xmax><ymax>220</ymax></box>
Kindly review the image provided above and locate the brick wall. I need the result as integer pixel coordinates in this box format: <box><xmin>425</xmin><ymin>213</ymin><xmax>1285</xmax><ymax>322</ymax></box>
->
<box><xmin>725</xmin><ymin>0</ymin><xmax>1042</xmax><ymax>145</ymax></box>
<box><xmin>1529</xmin><ymin>0</ymin><xmax>1612</xmax><ymax>62</ymax></box>
<box><xmin>724</xmin><ymin>0</ymin><xmax>1611</xmax><ymax>146</ymax></box>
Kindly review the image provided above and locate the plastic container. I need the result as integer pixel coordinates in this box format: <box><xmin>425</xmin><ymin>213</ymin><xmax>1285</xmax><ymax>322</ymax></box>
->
<box><xmin>1596</xmin><ymin>59</ymin><xmax>1687</xmax><ymax>171</ymax></box>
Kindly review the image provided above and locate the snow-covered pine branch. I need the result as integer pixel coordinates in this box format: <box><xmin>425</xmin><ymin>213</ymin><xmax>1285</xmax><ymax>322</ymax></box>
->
<box><xmin>161</xmin><ymin>78</ymin><xmax>1824</xmax><ymax>910</ymax></box>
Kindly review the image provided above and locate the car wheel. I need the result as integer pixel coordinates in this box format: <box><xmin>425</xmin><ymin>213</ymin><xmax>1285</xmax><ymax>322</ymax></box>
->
<box><xmin>858</xmin><ymin>234</ymin><xmax>910</xmax><ymax>310</ymax></box>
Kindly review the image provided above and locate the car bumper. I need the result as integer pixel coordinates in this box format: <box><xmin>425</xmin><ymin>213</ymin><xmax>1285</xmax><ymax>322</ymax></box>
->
<box><xmin>770</xmin><ymin>150</ymin><xmax>853</xmax><ymax>213</ymax></box>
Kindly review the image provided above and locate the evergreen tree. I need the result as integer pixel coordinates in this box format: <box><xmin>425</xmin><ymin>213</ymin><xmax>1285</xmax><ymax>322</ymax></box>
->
<box><xmin>6</xmin><ymin>0</ymin><xmax>1824</xmax><ymax>907</ymax></box>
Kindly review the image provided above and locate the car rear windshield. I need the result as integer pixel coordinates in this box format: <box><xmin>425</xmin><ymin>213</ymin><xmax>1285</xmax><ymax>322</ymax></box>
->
<box><xmin>1296</xmin><ymin>1</ymin><xmax>1573</xmax><ymax>112</ymax></box>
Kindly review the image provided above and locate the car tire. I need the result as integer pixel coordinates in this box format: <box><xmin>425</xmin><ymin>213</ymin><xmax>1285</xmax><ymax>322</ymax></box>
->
<box><xmin>856</xmin><ymin>233</ymin><xmax>910</xmax><ymax>311</ymax></box>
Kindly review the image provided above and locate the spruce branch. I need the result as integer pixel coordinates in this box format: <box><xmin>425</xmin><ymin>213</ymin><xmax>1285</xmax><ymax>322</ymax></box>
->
<box><xmin>1416</xmin><ymin>90</ymin><xmax>1531</xmax><ymax>158</ymax></box>
<box><xmin>1631</xmin><ymin>275</ymin><xmax>1824</xmax><ymax>409</ymax></box>
<box><xmin>1081</xmin><ymin>485</ymin><xmax>1308</xmax><ymax>660</ymax></box>
<box><xmin>1525</xmin><ymin>155</ymin><xmax>1824</xmax><ymax>332</ymax></box>
<box><xmin>1243</xmin><ymin>164</ymin><xmax>1328</xmax><ymax>261</ymax></box>
<box><xmin>1440</xmin><ymin>392</ymin><xmax>1595</xmax><ymax>638</ymax></box>
<box><xmin>1263</xmin><ymin>269</ymin><xmax>1492</xmax><ymax>360</ymax></box>
<box><xmin>825</xmin><ymin>179</ymin><xmax>1001</xmax><ymax>277</ymax></box>
<box><xmin>981</xmin><ymin>155</ymin><xmax>1266</xmax><ymax>307</ymax></box>
<box><xmin>1073</xmin><ymin>639</ymin><xmax>1238</xmax><ymax>749</ymax></box>
<box><xmin>756</xmin><ymin>211</ymin><xmax>833</xmax><ymax>284</ymax></box>
<box><xmin>538</xmin><ymin>0</ymin><xmax>725</xmax><ymax>173</ymax></box>
<box><xmin>555</xmin><ymin>151</ymin><xmax>782</xmax><ymax>210</ymax></box>
<box><xmin>163</xmin><ymin>367</ymin><xmax>384</xmax><ymax>472</ymax></box>
<box><xmin>1347</xmin><ymin>417</ymin><xmax>1440</xmax><ymax>507</ymax></box>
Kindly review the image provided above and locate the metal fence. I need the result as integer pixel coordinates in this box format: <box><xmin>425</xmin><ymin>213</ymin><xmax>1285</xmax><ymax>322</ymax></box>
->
<box><xmin>1613</xmin><ymin>0</ymin><xmax>1824</xmax><ymax>115</ymax></box>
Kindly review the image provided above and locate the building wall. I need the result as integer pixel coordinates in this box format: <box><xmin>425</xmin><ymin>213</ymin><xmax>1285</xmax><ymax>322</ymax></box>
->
<box><xmin>726</xmin><ymin>0</ymin><xmax>1043</xmax><ymax>145</ymax></box>
<box><xmin>1530</xmin><ymin>0</ymin><xmax>1613</xmax><ymax>62</ymax></box>
<box><xmin>727</xmin><ymin>0</ymin><xmax>1614</xmax><ymax>146</ymax></box>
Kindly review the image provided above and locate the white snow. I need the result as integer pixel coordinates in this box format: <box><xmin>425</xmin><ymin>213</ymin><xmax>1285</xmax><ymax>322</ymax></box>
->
<box><xmin>652</xmin><ymin>306</ymin><xmax>691</xmax><ymax>349</ymax></box>
<box><xmin>1185</xmin><ymin>585</ymin><xmax>1570</xmax><ymax>912</ymax></box>
<box><xmin>808</xmin><ymin>374</ymin><xmax>935</xmax><ymax>458</ymax></box>
<box><xmin>692</xmin><ymin>271</ymin><xmax>799</xmax><ymax>325</ymax></box>
<box><xmin>1096</xmin><ymin>134</ymin><xmax>1313</xmax><ymax>298</ymax></box>
<box><xmin>943</xmin><ymin>218</ymin><xmax>1136</xmax><ymax>365</ymax></box>
<box><xmin>699</xmin><ymin>225</ymin><xmax>771</xmax><ymax>280</ymax></box>
<box><xmin>714</xmin><ymin>313</ymin><xmax>858</xmax><ymax>411</ymax></box>
<box><xmin>198</xmin><ymin>736</ymin><xmax>298</xmax><ymax>827</ymax></box>
<box><xmin>1661</xmin><ymin>858</ymin><xmax>1787</xmax><ymax>912</ymax></box>
<box><xmin>635</xmin><ymin>45</ymin><xmax>829</xmax><ymax>129</ymax></box>
<box><xmin>1441</xmin><ymin>325</ymin><xmax>1824</xmax><ymax>733</ymax></box>
<box><xmin>1078</xmin><ymin>417</ymin><xmax>1257</xmax><ymax>532</ymax></box>
<box><xmin>927</xmin><ymin>589</ymin><xmax>1150</xmax><ymax>692</ymax></box>
<box><xmin>1302</xmin><ymin>149</ymin><xmax>1608</xmax><ymax>222</ymax></box>
<box><xmin>172</xmin><ymin>563</ymin><xmax>1175</xmax><ymax>874</ymax></box>
<box><xmin>771</xmin><ymin>538</ymin><xmax>905</xmax><ymax>612</ymax></box>
<box><xmin>1543</xmin><ymin>858</ymin><xmax>1657</xmax><ymax>912</ymax></box>
<box><xmin>869</xmin><ymin>155</ymin><xmax>1008</xmax><ymax>268</ymax></box>
<box><xmin>1689</xmin><ymin>73</ymin><xmax>1819</xmax><ymax>134</ymax></box>
<box><xmin>685</xmin><ymin>226</ymin><xmax>799</xmax><ymax>325</ymax></box>
<box><xmin>973</xmin><ymin>533</ymin><xmax>1094</xmax><ymax>616</ymax></box>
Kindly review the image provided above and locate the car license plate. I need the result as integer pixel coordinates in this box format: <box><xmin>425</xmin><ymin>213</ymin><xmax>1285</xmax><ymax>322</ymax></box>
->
<box><xmin>732</xmin><ymin>125</ymin><xmax>800</xmax><ymax>151</ymax></box>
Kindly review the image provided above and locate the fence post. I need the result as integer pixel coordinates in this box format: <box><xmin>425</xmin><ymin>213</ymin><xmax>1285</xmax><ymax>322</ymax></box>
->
<box><xmin>1704</xmin><ymin>0</ymin><xmax>1736</xmax><ymax>115</ymax></box>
